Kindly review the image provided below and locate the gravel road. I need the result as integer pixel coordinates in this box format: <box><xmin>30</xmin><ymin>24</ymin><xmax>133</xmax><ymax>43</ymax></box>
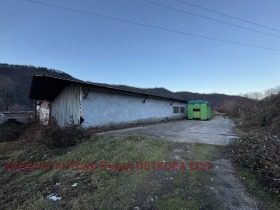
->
<box><xmin>105</xmin><ymin>116</ymin><xmax>239</xmax><ymax>145</ymax></box>
<box><xmin>103</xmin><ymin>116</ymin><xmax>260</xmax><ymax>209</ymax></box>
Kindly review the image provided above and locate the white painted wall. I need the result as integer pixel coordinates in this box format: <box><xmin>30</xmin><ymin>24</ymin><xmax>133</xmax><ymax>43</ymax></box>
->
<box><xmin>81</xmin><ymin>89</ymin><xmax>187</xmax><ymax>127</ymax></box>
<box><xmin>51</xmin><ymin>85</ymin><xmax>81</xmax><ymax>126</ymax></box>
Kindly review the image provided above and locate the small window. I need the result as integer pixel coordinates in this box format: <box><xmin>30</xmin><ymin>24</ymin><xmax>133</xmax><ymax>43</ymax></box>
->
<box><xmin>180</xmin><ymin>107</ymin><xmax>185</xmax><ymax>113</ymax></box>
<box><xmin>173</xmin><ymin>107</ymin><xmax>179</xmax><ymax>113</ymax></box>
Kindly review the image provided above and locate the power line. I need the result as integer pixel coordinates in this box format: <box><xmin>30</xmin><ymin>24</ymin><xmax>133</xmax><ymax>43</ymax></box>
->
<box><xmin>142</xmin><ymin>0</ymin><xmax>280</xmax><ymax>38</ymax></box>
<box><xmin>27</xmin><ymin>0</ymin><xmax>280</xmax><ymax>52</ymax></box>
<box><xmin>178</xmin><ymin>0</ymin><xmax>280</xmax><ymax>33</ymax></box>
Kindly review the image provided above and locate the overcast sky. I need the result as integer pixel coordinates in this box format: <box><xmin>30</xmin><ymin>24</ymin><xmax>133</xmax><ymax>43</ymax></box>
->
<box><xmin>1</xmin><ymin>0</ymin><xmax>280</xmax><ymax>95</ymax></box>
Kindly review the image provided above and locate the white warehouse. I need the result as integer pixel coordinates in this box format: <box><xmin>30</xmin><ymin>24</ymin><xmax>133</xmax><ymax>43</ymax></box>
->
<box><xmin>29</xmin><ymin>75</ymin><xmax>188</xmax><ymax>127</ymax></box>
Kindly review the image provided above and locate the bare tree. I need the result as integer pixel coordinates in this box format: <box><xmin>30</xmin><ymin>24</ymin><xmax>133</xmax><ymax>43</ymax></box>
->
<box><xmin>264</xmin><ymin>85</ymin><xmax>280</xmax><ymax>97</ymax></box>
<box><xmin>241</xmin><ymin>92</ymin><xmax>264</xmax><ymax>100</ymax></box>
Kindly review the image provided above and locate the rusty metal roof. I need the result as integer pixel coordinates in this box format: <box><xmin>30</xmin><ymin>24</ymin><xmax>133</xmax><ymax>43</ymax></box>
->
<box><xmin>29</xmin><ymin>75</ymin><xmax>188</xmax><ymax>103</ymax></box>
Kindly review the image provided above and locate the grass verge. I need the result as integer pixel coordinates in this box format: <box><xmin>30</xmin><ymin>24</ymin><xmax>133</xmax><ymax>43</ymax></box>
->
<box><xmin>234</xmin><ymin>165</ymin><xmax>280</xmax><ymax>210</ymax></box>
<box><xmin>0</xmin><ymin>132</ymin><xmax>224</xmax><ymax>210</ymax></box>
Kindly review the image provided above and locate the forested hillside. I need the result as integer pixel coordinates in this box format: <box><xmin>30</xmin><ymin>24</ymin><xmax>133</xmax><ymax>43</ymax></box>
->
<box><xmin>176</xmin><ymin>91</ymin><xmax>254</xmax><ymax>116</ymax></box>
<box><xmin>0</xmin><ymin>63</ymin><xmax>253</xmax><ymax>115</ymax></box>
<box><xmin>0</xmin><ymin>63</ymin><xmax>74</xmax><ymax>111</ymax></box>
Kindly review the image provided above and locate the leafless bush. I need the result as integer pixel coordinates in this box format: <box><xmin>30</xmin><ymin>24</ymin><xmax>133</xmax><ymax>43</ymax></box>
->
<box><xmin>0</xmin><ymin>119</ymin><xmax>25</xmax><ymax>142</ymax></box>
<box><xmin>227</xmin><ymin>135</ymin><xmax>280</xmax><ymax>193</ymax></box>
<box><xmin>227</xmin><ymin>93</ymin><xmax>280</xmax><ymax>193</ymax></box>
<box><xmin>19</xmin><ymin>119</ymin><xmax>91</xmax><ymax>148</ymax></box>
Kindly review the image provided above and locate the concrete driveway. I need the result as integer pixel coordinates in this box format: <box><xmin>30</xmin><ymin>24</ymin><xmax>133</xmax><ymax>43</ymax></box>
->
<box><xmin>105</xmin><ymin>116</ymin><xmax>239</xmax><ymax>145</ymax></box>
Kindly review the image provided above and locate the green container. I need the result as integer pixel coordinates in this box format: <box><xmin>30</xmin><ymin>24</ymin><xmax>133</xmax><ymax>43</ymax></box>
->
<box><xmin>187</xmin><ymin>100</ymin><xmax>211</xmax><ymax>120</ymax></box>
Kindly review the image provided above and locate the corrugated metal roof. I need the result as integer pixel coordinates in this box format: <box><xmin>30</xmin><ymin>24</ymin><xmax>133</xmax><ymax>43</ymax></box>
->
<box><xmin>29</xmin><ymin>75</ymin><xmax>188</xmax><ymax>103</ymax></box>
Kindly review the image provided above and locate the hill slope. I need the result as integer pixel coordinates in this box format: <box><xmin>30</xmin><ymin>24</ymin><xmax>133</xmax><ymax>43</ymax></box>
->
<box><xmin>0</xmin><ymin>63</ymin><xmax>74</xmax><ymax>111</ymax></box>
<box><xmin>0</xmin><ymin>63</ymin><xmax>253</xmax><ymax>115</ymax></box>
<box><xmin>176</xmin><ymin>91</ymin><xmax>253</xmax><ymax>116</ymax></box>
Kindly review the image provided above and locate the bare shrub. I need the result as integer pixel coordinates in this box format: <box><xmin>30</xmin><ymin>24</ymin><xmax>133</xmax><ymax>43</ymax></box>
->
<box><xmin>227</xmin><ymin>93</ymin><xmax>280</xmax><ymax>193</ymax></box>
<box><xmin>20</xmin><ymin>118</ymin><xmax>90</xmax><ymax>148</ymax></box>
<box><xmin>227</xmin><ymin>135</ymin><xmax>280</xmax><ymax>193</ymax></box>
<box><xmin>0</xmin><ymin>119</ymin><xmax>25</xmax><ymax>142</ymax></box>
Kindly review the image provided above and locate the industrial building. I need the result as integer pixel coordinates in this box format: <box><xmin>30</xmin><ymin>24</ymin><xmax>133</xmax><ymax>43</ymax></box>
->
<box><xmin>29</xmin><ymin>75</ymin><xmax>188</xmax><ymax>127</ymax></box>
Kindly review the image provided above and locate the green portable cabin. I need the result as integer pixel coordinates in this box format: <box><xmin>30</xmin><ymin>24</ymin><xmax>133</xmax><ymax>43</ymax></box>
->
<box><xmin>187</xmin><ymin>100</ymin><xmax>211</xmax><ymax>120</ymax></box>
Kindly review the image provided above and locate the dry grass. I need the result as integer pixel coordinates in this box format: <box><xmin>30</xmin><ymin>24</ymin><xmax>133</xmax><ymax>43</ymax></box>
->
<box><xmin>0</xmin><ymin>126</ymin><xmax>225</xmax><ymax>210</ymax></box>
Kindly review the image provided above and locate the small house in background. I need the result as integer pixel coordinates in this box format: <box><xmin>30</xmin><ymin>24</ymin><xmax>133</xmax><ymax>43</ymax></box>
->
<box><xmin>0</xmin><ymin>111</ymin><xmax>35</xmax><ymax>124</ymax></box>
<box><xmin>187</xmin><ymin>100</ymin><xmax>211</xmax><ymax>120</ymax></box>
<box><xmin>29</xmin><ymin>75</ymin><xmax>188</xmax><ymax>127</ymax></box>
